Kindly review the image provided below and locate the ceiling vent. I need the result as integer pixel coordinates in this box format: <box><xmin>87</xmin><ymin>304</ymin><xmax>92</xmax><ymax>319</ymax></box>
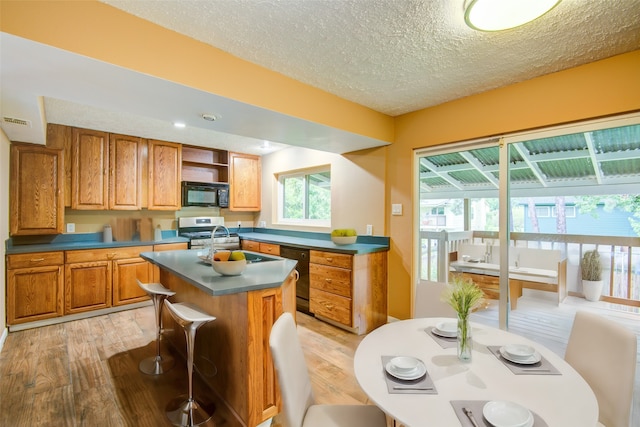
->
<box><xmin>3</xmin><ymin>116</ymin><xmax>32</xmax><ymax>127</ymax></box>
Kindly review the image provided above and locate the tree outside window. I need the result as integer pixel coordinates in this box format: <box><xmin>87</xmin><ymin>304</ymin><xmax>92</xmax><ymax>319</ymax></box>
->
<box><xmin>278</xmin><ymin>168</ymin><xmax>331</xmax><ymax>225</ymax></box>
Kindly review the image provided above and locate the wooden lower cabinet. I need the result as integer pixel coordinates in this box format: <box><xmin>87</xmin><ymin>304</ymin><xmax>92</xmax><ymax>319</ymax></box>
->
<box><xmin>309</xmin><ymin>250</ymin><xmax>387</xmax><ymax>335</ymax></box>
<box><xmin>7</xmin><ymin>252</ymin><xmax>64</xmax><ymax>324</ymax></box>
<box><xmin>65</xmin><ymin>246</ymin><xmax>152</xmax><ymax>314</ymax></box>
<box><xmin>65</xmin><ymin>260</ymin><xmax>112</xmax><ymax>314</ymax></box>
<box><xmin>112</xmin><ymin>257</ymin><xmax>152</xmax><ymax>306</ymax></box>
<box><xmin>241</xmin><ymin>239</ymin><xmax>280</xmax><ymax>256</ymax></box>
<box><xmin>241</xmin><ymin>239</ymin><xmax>260</xmax><ymax>252</ymax></box>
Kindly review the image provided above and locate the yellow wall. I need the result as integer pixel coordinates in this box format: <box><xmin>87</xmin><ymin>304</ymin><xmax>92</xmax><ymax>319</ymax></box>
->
<box><xmin>260</xmin><ymin>146</ymin><xmax>386</xmax><ymax>235</ymax></box>
<box><xmin>1</xmin><ymin>129</ymin><xmax>9</xmax><ymax>337</ymax></box>
<box><xmin>388</xmin><ymin>51</ymin><xmax>640</xmax><ymax>319</ymax></box>
<box><xmin>0</xmin><ymin>0</ymin><xmax>394</xmax><ymax>143</ymax></box>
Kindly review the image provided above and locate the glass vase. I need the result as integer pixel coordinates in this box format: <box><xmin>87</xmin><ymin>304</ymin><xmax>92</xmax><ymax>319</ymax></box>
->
<box><xmin>457</xmin><ymin>314</ymin><xmax>472</xmax><ymax>362</ymax></box>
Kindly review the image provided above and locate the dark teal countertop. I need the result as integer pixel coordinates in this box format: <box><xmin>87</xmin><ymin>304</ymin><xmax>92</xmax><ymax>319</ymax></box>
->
<box><xmin>238</xmin><ymin>229</ymin><xmax>389</xmax><ymax>254</ymax></box>
<box><xmin>141</xmin><ymin>249</ymin><xmax>298</xmax><ymax>296</ymax></box>
<box><xmin>5</xmin><ymin>232</ymin><xmax>188</xmax><ymax>254</ymax></box>
<box><xmin>6</xmin><ymin>228</ymin><xmax>389</xmax><ymax>255</ymax></box>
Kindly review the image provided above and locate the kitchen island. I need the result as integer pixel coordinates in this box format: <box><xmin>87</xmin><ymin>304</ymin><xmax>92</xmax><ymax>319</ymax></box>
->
<box><xmin>140</xmin><ymin>249</ymin><xmax>298</xmax><ymax>427</ymax></box>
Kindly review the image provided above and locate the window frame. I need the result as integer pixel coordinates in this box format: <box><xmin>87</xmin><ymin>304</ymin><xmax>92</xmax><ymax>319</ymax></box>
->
<box><xmin>275</xmin><ymin>165</ymin><xmax>331</xmax><ymax>227</ymax></box>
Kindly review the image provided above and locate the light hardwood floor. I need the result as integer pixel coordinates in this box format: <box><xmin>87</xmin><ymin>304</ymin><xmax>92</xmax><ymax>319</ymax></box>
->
<box><xmin>1</xmin><ymin>296</ymin><xmax>638</xmax><ymax>426</ymax></box>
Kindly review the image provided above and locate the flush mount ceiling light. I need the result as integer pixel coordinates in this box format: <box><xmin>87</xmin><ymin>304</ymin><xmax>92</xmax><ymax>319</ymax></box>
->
<box><xmin>202</xmin><ymin>113</ymin><xmax>218</xmax><ymax>122</ymax></box>
<box><xmin>464</xmin><ymin>0</ymin><xmax>562</xmax><ymax>32</ymax></box>
<box><xmin>173</xmin><ymin>122</ymin><xmax>186</xmax><ymax>128</ymax></box>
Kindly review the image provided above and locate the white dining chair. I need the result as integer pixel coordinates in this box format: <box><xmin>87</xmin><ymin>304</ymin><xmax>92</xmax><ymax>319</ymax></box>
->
<box><xmin>269</xmin><ymin>312</ymin><xmax>387</xmax><ymax>427</ymax></box>
<box><xmin>414</xmin><ymin>281</ymin><xmax>456</xmax><ymax>318</ymax></box>
<box><xmin>564</xmin><ymin>310</ymin><xmax>637</xmax><ymax>427</ymax></box>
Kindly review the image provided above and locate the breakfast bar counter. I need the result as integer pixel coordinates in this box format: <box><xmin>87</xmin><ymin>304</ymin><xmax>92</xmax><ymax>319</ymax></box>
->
<box><xmin>142</xmin><ymin>249</ymin><xmax>297</xmax><ymax>427</ymax></box>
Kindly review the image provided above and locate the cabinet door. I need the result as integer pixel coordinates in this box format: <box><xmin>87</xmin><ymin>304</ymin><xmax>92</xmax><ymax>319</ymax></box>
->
<box><xmin>7</xmin><ymin>265</ymin><xmax>64</xmax><ymax>324</ymax></box>
<box><xmin>10</xmin><ymin>143</ymin><xmax>64</xmax><ymax>235</ymax></box>
<box><xmin>229</xmin><ymin>152</ymin><xmax>261</xmax><ymax>211</ymax></box>
<box><xmin>65</xmin><ymin>261</ymin><xmax>112</xmax><ymax>314</ymax></box>
<box><xmin>109</xmin><ymin>133</ymin><xmax>143</xmax><ymax>210</ymax></box>
<box><xmin>148</xmin><ymin>139</ymin><xmax>181</xmax><ymax>210</ymax></box>
<box><xmin>112</xmin><ymin>257</ymin><xmax>151</xmax><ymax>306</ymax></box>
<box><xmin>71</xmin><ymin>128</ymin><xmax>109</xmax><ymax>209</ymax></box>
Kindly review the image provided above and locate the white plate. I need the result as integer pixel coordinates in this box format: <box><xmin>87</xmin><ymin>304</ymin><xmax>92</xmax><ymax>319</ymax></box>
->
<box><xmin>389</xmin><ymin>356</ymin><xmax>421</xmax><ymax>373</ymax></box>
<box><xmin>433</xmin><ymin>321</ymin><xmax>457</xmax><ymax>338</ymax></box>
<box><xmin>483</xmin><ymin>401</ymin><xmax>533</xmax><ymax>427</ymax></box>
<box><xmin>499</xmin><ymin>346</ymin><xmax>542</xmax><ymax>365</ymax></box>
<box><xmin>385</xmin><ymin>359</ymin><xmax>427</xmax><ymax>380</ymax></box>
<box><xmin>503</xmin><ymin>344</ymin><xmax>536</xmax><ymax>361</ymax></box>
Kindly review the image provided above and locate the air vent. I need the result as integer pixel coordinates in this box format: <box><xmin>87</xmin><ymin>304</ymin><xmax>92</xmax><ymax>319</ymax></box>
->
<box><xmin>3</xmin><ymin>116</ymin><xmax>32</xmax><ymax>127</ymax></box>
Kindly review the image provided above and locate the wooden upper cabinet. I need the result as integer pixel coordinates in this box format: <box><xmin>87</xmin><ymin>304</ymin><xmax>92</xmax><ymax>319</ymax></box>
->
<box><xmin>71</xmin><ymin>128</ymin><xmax>109</xmax><ymax>209</ymax></box>
<box><xmin>10</xmin><ymin>143</ymin><xmax>64</xmax><ymax>235</ymax></box>
<box><xmin>109</xmin><ymin>133</ymin><xmax>143</xmax><ymax>210</ymax></box>
<box><xmin>147</xmin><ymin>139</ymin><xmax>181</xmax><ymax>210</ymax></box>
<box><xmin>229</xmin><ymin>152</ymin><xmax>261</xmax><ymax>211</ymax></box>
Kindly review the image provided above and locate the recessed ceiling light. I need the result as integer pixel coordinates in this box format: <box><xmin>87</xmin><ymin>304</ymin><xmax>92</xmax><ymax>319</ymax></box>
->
<box><xmin>464</xmin><ymin>0</ymin><xmax>562</xmax><ymax>32</ymax></box>
<box><xmin>173</xmin><ymin>122</ymin><xmax>186</xmax><ymax>128</ymax></box>
<box><xmin>260</xmin><ymin>140</ymin><xmax>271</xmax><ymax>150</ymax></box>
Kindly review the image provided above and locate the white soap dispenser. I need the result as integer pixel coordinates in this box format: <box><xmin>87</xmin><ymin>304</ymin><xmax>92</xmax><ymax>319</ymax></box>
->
<box><xmin>154</xmin><ymin>224</ymin><xmax>162</xmax><ymax>241</ymax></box>
<box><xmin>103</xmin><ymin>224</ymin><xmax>113</xmax><ymax>243</ymax></box>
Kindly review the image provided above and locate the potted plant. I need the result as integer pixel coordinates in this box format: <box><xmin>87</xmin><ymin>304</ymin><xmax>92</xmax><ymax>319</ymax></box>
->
<box><xmin>442</xmin><ymin>275</ymin><xmax>484</xmax><ymax>362</ymax></box>
<box><xmin>581</xmin><ymin>249</ymin><xmax>603</xmax><ymax>301</ymax></box>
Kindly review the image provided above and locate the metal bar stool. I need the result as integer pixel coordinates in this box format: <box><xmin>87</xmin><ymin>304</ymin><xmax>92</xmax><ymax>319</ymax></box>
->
<box><xmin>137</xmin><ymin>279</ymin><xmax>176</xmax><ymax>375</ymax></box>
<box><xmin>164</xmin><ymin>300</ymin><xmax>216</xmax><ymax>427</ymax></box>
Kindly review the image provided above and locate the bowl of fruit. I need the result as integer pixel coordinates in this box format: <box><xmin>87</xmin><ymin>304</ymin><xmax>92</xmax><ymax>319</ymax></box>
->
<box><xmin>211</xmin><ymin>250</ymin><xmax>247</xmax><ymax>276</ymax></box>
<box><xmin>331</xmin><ymin>228</ymin><xmax>358</xmax><ymax>245</ymax></box>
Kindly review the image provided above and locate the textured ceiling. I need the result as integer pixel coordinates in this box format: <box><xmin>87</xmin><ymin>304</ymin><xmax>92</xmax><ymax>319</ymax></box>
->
<box><xmin>101</xmin><ymin>0</ymin><xmax>640</xmax><ymax>116</ymax></box>
<box><xmin>2</xmin><ymin>1</ymin><xmax>640</xmax><ymax>154</ymax></box>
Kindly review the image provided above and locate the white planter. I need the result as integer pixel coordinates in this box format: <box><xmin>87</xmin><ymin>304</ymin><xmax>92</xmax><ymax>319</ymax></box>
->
<box><xmin>582</xmin><ymin>280</ymin><xmax>603</xmax><ymax>302</ymax></box>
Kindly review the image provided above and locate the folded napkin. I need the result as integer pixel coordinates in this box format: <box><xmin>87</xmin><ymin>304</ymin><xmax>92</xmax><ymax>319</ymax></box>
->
<box><xmin>488</xmin><ymin>345</ymin><xmax>561</xmax><ymax>375</ymax></box>
<box><xmin>425</xmin><ymin>327</ymin><xmax>458</xmax><ymax>349</ymax></box>
<box><xmin>451</xmin><ymin>400</ymin><xmax>548</xmax><ymax>427</ymax></box>
<box><xmin>381</xmin><ymin>355</ymin><xmax>437</xmax><ymax>394</ymax></box>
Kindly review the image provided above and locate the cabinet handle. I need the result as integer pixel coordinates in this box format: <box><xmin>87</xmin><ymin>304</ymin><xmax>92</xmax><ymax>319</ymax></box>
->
<box><xmin>107</xmin><ymin>253</ymin><xmax>117</xmax><ymax>259</ymax></box>
<box><xmin>325</xmin><ymin>278</ymin><xmax>332</xmax><ymax>284</ymax></box>
<box><xmin>294</xmin><ymin>270</ymin><xmax>299</xmax><ymax>281</ymax></box>
<box><xmin>325</xmin><ymin>303</ymin><xmax>335</xmax><ymax>310</ymax></box>
<box><xmin>30</xmin><ymin>258</ymin><xmax>45</xmax><ymax>262</ymax></box>
<box><xmin>325</xmin><ymin>257</ymin><xmax>333</xmax><ymax>262</ymax></box>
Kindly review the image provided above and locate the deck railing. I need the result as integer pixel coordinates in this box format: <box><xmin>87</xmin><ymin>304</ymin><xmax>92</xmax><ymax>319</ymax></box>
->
<box><xmin>419</xmin><ymin>230</ymin><xmax>640</xmax><ymax>308</ymax></box>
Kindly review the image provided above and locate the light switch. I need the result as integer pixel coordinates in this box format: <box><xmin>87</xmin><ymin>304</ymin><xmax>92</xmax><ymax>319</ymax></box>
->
<box><xmin>66</xmin><ymin>223</ymin><xmax>75</xmax><ymax>233</ymax></box>
<box><xmin>391</xmin><ymin>204</ymin><xmax>403</xmax><ymax>216</ymax></box>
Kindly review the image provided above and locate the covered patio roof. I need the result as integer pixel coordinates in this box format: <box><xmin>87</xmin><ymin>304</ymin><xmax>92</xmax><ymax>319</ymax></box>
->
<box><xmin>420</xmin><ymin>124</ymin><xmax>640</xmax><ymax>198</ymax></box>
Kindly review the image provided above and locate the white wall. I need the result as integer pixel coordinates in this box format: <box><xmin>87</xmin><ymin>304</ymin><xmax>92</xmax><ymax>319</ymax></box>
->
<box><xmin>259</xmin><ymin>145</ymin><xmax>387</xmax><ymax>236</ymax></box>
<box><xmin>0</xmin><ymin>129</ymin><xmax>9</xmax><ymax>347</ymax></box>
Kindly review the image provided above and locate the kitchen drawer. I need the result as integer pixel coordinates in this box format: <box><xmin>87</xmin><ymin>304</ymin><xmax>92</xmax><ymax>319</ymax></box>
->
<box><xmin>241</xmin><ymin>240</ymin><xmax>260</xmax><ymax>252</ymax></box>
<box><xmin>8</xmin><ymin>251</ymin><xmax>64</xmax><ymax>269</ymax></box>
<box><xmin>310</xmin><ymin>250</ymin><xmax>352</xmax><ymax>269</ymax></box>
<box><xmin>310</xmin><ymin>288</ymin><xmax>352</xmax><ymax>327</ymax></box>
<box><xmin>66</xmin><ymin>246</ymin><xmax>153</xmax><ymax>263</ymax></box>
<box><xmin>259</xmin><ymin>242</ymin><xmax>280</xmax><ymax>256</ymax></box>
<box><xmin>310</xmin><ymin>263</ymin><xmax>352</xmax><ymax>298</ymax></box>
<box><xmin>153</xmin><ymin>242</ymin><xmax>188</xmax><ymax>251</ymax></box>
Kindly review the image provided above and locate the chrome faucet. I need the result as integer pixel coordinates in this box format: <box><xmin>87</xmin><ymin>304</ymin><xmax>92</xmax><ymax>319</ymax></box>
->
<box><xmin>210</xmin><ymin>225</ymin><xmax>231</xmax><ymax>254</ymax></box>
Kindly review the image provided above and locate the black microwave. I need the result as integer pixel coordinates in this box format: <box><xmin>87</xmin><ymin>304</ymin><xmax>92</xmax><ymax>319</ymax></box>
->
<box><xmin>181</xmin><ymin>181</ymin><xmax>229</xmax><ymax>208</ymax></box>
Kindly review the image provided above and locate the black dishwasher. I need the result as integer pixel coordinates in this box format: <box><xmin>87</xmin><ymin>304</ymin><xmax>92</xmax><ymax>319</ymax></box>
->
<box><xmin>280</xmin><ymin>246</ymin><xmax>311</xmax><ymax>315</ymax></box>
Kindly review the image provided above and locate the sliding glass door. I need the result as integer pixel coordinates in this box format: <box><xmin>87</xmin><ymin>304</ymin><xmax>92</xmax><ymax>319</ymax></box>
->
<box><xmin>415</xmin><ymin>112</ymin><xmax>640</xmax><ymax>329</ymax></box>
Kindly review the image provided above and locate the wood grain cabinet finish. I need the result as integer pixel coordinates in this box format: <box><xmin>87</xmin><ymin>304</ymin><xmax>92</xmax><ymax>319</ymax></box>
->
<box><xmin>71</xmin><ymin>127</ymin><xmax>109</xmax><ymax>209</ymax></box>
<box><xmin>7</xmin><ymin>252</ymin><xmax>64</xmax><ymax>324</ymax></box>
<box><xmin>310</xmin><ymin>250</ymin><xmax>387</xmax><ymax>335</ymax></box>
<box><xmin>229</xmin><ymin>152</ymin><xmax>261</xmax><ymax>211</ymax></box>
<box><xmin>65</xmin><ymin>246</ymin><xmax>152</xmax><ymax>314</ymax></box>
<box><xmin>147</xmin><ymin>139</ymin><xmax>181</xmax><ymax>210</ymax></box>
<box><xmin>10</xmin><ymin>143</ymin><xmax>64</xmax><ymax>235</ymax></box>
<box><xmin>108</xmin><ymin>133</ymin><xmax>144</xmax><ymax>210</ymax></box>
<box><xmin>241</xmin><ymin>239</ymin><xmax>261</xmax><ymax>252</ymax></box>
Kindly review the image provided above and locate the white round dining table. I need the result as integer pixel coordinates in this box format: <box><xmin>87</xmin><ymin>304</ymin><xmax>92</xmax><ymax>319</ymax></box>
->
<box><xmin>353</xmin><ymin>318</ymin><xmax>598</xmax><ymax>427</ymax></box>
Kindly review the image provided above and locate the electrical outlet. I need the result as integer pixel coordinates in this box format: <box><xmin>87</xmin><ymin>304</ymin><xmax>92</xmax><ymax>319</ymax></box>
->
<box><xmin>237</xmin><ymin>221</ymin><xmax>242</xmax><ymax>229</ymax></box>
<box><xmin>66</xmin><ymin>223</ymin><xmax>75</xmax><ymax>233</ymax></box>
<box><xmin>366</xmin><ymin>224</ymin><xmax>373</xmax><ymax>235</ymax></box>
<box><xmin>391</xmin><ymin>203</ymin><xmax>403</xmax><ymax>216</ymax></box>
